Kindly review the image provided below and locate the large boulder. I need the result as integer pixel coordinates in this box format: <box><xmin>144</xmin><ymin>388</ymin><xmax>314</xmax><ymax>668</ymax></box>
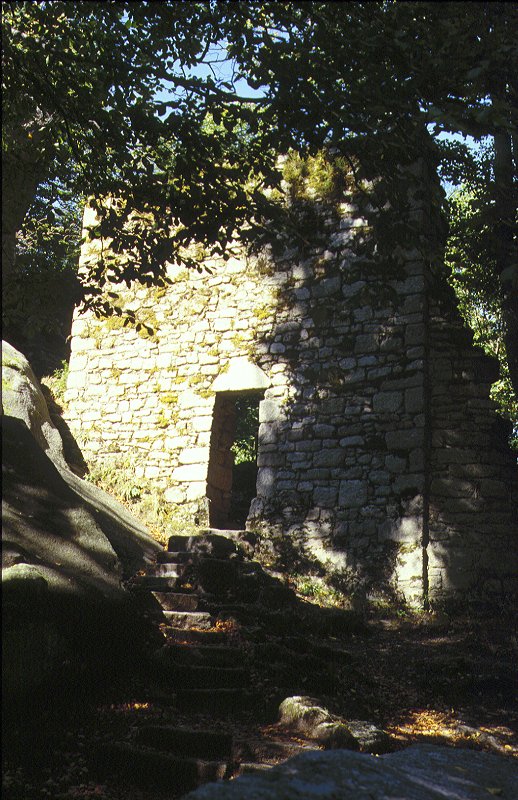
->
<box><xmin>1</xmin><ymin>340</ymin><xmax>161</xmax><ymax>579</ymax></box>
<box><xmin>2</xmin><ymin>416</ymin><xmax>162</xmax><ymax>699</ymax></box>
<box><xmin>278</xmin><ymin>695</ymin><xmax>393</xmax><ymax>754</ymax></box>
<box><xmin>183</xmin><ymin>744</ymin><xmax>518</xmax><ymax>799</ymax></box>
<box><xmin>2</xmin><ymin>339</ymin><xmax>68</xmax><ymax>469</ymax></box>
<box><xmin>2</xmin><ymin>341</ymin><xmax>163</xmax><ymax>702</ymax></box>
<box><xmin>278</xmin><ymin>696</ymin><xmax>358</xmax><ymax>750</ymax></box>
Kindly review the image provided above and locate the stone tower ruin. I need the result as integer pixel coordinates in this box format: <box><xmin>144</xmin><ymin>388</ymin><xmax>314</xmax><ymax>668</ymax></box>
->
<box><xmin>64</xmin><ymin>168</ymin><xmax>517</xmax><ymax>607</ymax></box>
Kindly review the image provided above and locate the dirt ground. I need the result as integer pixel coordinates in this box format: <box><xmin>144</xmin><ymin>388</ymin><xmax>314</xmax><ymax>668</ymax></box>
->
<box><xmin>3</xmin><ymin>604</ymin><xmax>517</xmax><ymax>799</ymax></box>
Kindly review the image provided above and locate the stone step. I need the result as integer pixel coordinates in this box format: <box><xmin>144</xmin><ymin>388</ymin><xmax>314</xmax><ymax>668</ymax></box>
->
<box><xmin>168</xmin><ymin>533</ymin><xmax>241</xmax><ymax>560</ymax></box>
<box><xmin>234</xmin><ymin>737</ymin><xmax>320</xmax><ymax>763</ymax></box>
<box><xmin>196</xmin><ymin>559</ymin><xmax>239</xmax><ymax>595</ymax></box>
<box><xmin>165</xmin><ymin>628</ymin><xmax>230</xmax><ymax>646</ymax></box>
<box><xmin>167</xmin><ymin>535</ymin><xmax>191</xmax><ymax>552</ymax></box>
<box><xmin>161</xmin><ymin>610</ymin><xmax>213</xmax><ymax>630</ymax></box>
<box><xmin>175</xmin><ymin>688</ymin><xmax>254</xmax><ymax>715</ymax></box>
<box><xmin>91</xmin><ymin>741</ymin><xmax>228</xmax><ymax>792</ymax></box>
<box><xmin>235</xmin><ymin>762</ymin><xmax>274</xmax><ymax>776</ymax></box>
<box><xmin>129</xmin><ymin>575</ymin><xmax>181</xmax><ymax>592</ymax></box>
<box><xmin>156</xmin><ymin>550</ymin><xmax>196</xmax><ymax>564</ymax></box>
<box><xmin>202</xmin><ymin>528</ymin><xmax>247</xmax><ymax>537</ymax></box>
<box><xmin>157</xmin><ymin>642</ymin><xmax>244</xmax><ymax>667</ymax></box>
<box><xmin>149</xmin><ymin>562</ymin><xmax>191</xmax><ymax>578</ymax></box>
<box><xmin>169</xmin><ymin>664</ymin><xmax>249</xmax><ymax>690</ymax></box>
<box><xmin>135</xmin><ymin>725</ymin><xmax>233</xmax><ymax>760</ymax></box>
<box><xmin>151</xmin><ymin>591</ymin><xmax>199</xmax><ymax>612</ymax></box>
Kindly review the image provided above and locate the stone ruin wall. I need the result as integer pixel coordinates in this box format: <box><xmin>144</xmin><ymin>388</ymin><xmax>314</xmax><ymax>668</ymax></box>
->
<box><xmin>64</xmin><ymin>204</ymin><xmax>517</xmax><ymax>607</ymax></box>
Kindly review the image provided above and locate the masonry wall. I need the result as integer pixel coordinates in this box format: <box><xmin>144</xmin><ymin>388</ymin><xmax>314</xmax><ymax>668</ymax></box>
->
<box><xmin>426</xmin><ymin>282</ymin><xmax>517</xmax><ymax>602</ymax></box>
<box><xmin>65</xmin><ymin>203</ymin><xmax>517</xmax><ymax>606</ymax></box>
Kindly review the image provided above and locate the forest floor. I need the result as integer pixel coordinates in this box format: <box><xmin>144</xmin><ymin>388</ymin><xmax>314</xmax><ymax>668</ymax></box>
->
<box><xmin>3</xmin><ymin>604</ymin><xmax>517</xmax><ymax>799</ymax></box>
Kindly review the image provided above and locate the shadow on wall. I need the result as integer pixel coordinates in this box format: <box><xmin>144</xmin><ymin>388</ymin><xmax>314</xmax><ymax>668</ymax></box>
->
<box><xmin>238</xmin><ymin>157</ymin><xmax>517</xmax><ymax>608</ymax></box>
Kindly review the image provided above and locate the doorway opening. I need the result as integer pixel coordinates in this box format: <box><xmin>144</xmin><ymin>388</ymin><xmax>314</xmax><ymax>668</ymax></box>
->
<box><xmin>206</xmin><ymin>392</ymin><xmax>261</xmax><ymax>529</ymax></box>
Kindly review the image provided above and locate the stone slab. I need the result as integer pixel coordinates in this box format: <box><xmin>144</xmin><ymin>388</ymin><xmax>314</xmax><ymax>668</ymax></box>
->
<box><xmin>182</xmin><ymin>744</ymin><xmax>518</xmax><ymax>799</ymax></box>
<box><xmin>151</xmin><ymin>592</ymin><xmax>199</xmax><ymax>611</ymax></box>
<box><xmin>129</xmin><ymin>576</ymin><xmax>181</xmax><ymax>591</ymax></box>
<box><xmin>91</xmin><ymin>741</ymin><xmax>228</xmax><ymax>792</ymax></box>
<box><xmin>170</xmin><ymin>664</ymin><xmax>249</xmax><ymax>690</ymax></box>
<box><xmin>158</xmin><ymin>642</ymin><xmax>244</xmax><ymax>667</ymax></box>
<box><xmin>135</xmin><ymin>725</ymin><xmax>233</xmax><ymax>760</ymax></box>
<box><xmin>166</xmin><ymin>628</ymin><xmax>230</xmax><ymax>645</ymax></box>
<box><xmin>175</xmin><ymin>688</ymin><xmax>255</xmax><ymax>715</ymax></box>
<box><xmin>161</xmin><ymin>610</ymin><xmax>213</xmax><ymax>630</ymax></box>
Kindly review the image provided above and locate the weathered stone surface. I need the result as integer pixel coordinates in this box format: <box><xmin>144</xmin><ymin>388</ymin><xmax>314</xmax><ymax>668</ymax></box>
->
<box><xmin>2</xmin><ymin>415</ymin><xmax>160</xmax><ymax>698</ymax></box>
<box><xmin>344</xmin><ymin>720</ymin><xmax>393</xmax><ymax>754</ymax></box>
<box><xmin>63</xmin><ymin>197</ymin><xmax>517</xmax><ymax>607</ymax></box>
<box><xmin>2</xmin><ymin>340</ymin><xmax>68</xmax><ymax>469</ymax></box>
<box><xmin>278</xmin><ymin>697</ymin><xmax>358</xmax><ymax>749</ymax></box>
<box><xmin>2</xmin><ymin>416</ymin><xmax>123</xmax><ymax>602</ymax></box>
<box><xmin>183</xmin><ymin>744</ymin><xmax>518</xmax><ymax>799</ymax></box>
<box><xmin>212</xmin><ymin>357</ymin><xmax>269</xmax><ymax>392</ymax></box>
<box><xmin>338</xmin><ymin>480</ymin><xmax>368</xmax><ymax>507</ymax></box>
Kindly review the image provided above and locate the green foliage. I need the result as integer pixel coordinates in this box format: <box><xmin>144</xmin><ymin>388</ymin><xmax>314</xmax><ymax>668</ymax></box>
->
<box><xmin>2</xmin><ymin>183</ymin><xmax>82</xmax><ymax>341</ymax></box>
<box><xmin>282</xmin><ymin>151</ymin><xmax>353</xmax><ymax>203</ymax></box>
<box><xmin>85</xmin><ymin>455</ymin><xmax>198</xmax><ymax>545</ymax></box>
<box><xmin>4</xmin><ymin>2</ymin><xmax>517</xmax><ymax>399</ymax></box>
<box><xmin>290</xmin><ymin>574</ymin><xmax>345</xmax><ymax>609</ymax></box>
<box><xmin>445</xmin><ymin>149</ymin><xmax>518</xmax><ymax>447</ymax></box>
<box><xmin>2</xmin><ymin>2</ymin><xmax>280</xmax><ymax>310</ymax></box>
<box><xmin>40</xmin><ymin>361</ymin><xmax>70</xmax><ymax>408</ymax></box>
<box><xmin>231</xmin><ymin>396</ymin><xmax>259</xmax><ymax>465</ymax></box>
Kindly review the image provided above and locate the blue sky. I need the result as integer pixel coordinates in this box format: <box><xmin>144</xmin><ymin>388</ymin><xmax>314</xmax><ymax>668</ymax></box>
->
<box><xmin>157</xmin><ymin>49</ymin><xmax>481</xmax><ymax>198</ymax></box>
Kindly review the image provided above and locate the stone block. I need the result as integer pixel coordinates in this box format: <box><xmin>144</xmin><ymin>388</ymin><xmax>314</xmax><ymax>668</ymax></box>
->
<box><xmin>164</xmin><ymin>486</ymin><xmax>185</xmax><ymax>503</ymax></box>
<box><xmin>405</xmin><ymin>323</ymin><xmax>425</xmax><ymax>345</ymax></box>
<box><xmin>270</xmin><ymin>343</ymin><xmax>286</xmax><ymax>354</ymax></box>
<box><xmin>405</xmin><ymin>386</ymin><xmax>424</xmax><ymax>413</ymax></box>
<box><xmin>354</xmin><ymin>334</ymin><xmax>379</xmax><ymax>354</ymax></box>
<box><xmin>339</xmin><ymin>480</ymin><xmax>368</xmax><ymax>507</ymax></box>
<box><xmin>314</xmin><ymin>449</ymin><xmax>344</xmax><ymax>468</ymax></box>
<box><xmin>256</xmin><ymin>467</ymin><xmax>275</xmax><ymax>494</ymax></box>
<box><xmin>408</xmin><ymin>449</ymin><xmax>424</xmax><ymax>471</ymax></box>
<box><xmin>479</xmin><ymin>479</ymin><xmax>509</xmax><ymax>498</ymax></box>
<box><xmin>172</xmin><ymin>464</ymin><xmax>208</xmax><ymax>482</ymax></box>
<box><xmin>259</xmin><ymin>399</ymin><xmax>282</xmax><ymax>423</ymax></box>
<box><xmin>258</xmin><ymin>423</ymin><xmax>278</xmax><ymax>445</ymax></box>
<box><xmin>313</xmin><ymin>487</ymin><xmax>338</xmax><ymax>508</ymax></box>
<box><xmin>385</xmin><ymin>455</ymin><xmax>407</xmax><ymax>473</ymax></box>
<box><xmin>393</xmin><ymin>475</ymin><xmax>424</xmax><ymax>495</ymax></box>
<box><xmin>385</xmin><ymin>429</ymin><xmax>422</xmax><ymax>451</ymax></box>
<box><xmin>372</xmin><ymin>391</ymin><xmax>403</xmax><ymax>414</ymax></box>
<box><xmin>66</xmin><ymin>370</ymin><xmax>86</xmax><ymax>389</ymax></box>
<box><xmin>179</xmin><ymin>447</ymin><xmax>210</xmax><ymax>465</ymax></box>
<box><xmin>339</xmin><ymin>436</ymin><xmax>363</xmax><ymax>447</ymax></box>
<box><xmin>313</xmin><ymin>424</ymin><xmax>335</xmax><ymax>437</ymax></box>
<box><xmin>430</xmin><ymin>478</ymin><xmax>476</xmax><ymax>498</ymax></box>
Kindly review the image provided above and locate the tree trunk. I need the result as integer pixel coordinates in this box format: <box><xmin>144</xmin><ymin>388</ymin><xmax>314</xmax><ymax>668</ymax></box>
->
<box><xmin>2</xmin><ymin>127</ymin><xmax>51</xmax><ymax>280</ymax></box>
<box><xmin>493</xmin><ymin>80</ymin><xmax>518</xmax><ymax>400</ymax></box>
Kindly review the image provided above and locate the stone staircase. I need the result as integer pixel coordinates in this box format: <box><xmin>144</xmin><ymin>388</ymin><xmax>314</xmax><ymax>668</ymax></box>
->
<box><xmin>91</xmin><ymin>529</ymin><xmax>319</xmax><ymax>797</ymax></box>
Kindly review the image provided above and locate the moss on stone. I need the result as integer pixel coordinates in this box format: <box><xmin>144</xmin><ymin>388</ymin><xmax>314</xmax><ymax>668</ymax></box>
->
<box><xmin>160</xmin><ymin>392</ymin><xmax>178</xmax><ymax>405</ymax></box>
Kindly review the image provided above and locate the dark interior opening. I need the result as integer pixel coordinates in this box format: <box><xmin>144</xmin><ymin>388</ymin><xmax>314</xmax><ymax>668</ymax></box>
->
<box><xmin>206</xmin><ymin>392</ymin><xmax>261</xmax><ymax>530</ymax></box>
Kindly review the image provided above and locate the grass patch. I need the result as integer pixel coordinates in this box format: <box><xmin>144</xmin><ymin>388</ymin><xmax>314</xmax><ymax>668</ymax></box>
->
<box><xmin>84</xmin><ymin>455</ymin><xmax>197</xmax><ymax>546</ymax></box>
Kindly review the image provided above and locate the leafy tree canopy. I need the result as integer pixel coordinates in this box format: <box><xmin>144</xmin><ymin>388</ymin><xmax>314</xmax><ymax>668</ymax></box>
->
<box><xmin>2</xmin><ymin>1</ymin><xmax>279</xmax><ymax>300</ymax></box>
<box><xmin>2</xmin><ymin>2</ymin><xmax>517</xmax><ymax>398</ymax></box>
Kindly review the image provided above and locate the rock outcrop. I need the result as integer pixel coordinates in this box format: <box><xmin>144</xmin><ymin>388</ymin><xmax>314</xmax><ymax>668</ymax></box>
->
<box><xmin>2</xmin><ymin>341</ymin><xmax>162</xmax><ymax>699</ymax></box>
<box><xmin>2</xmin><ymin>339</ymin><xmax>68</xmax><ymax>469</ymax></box>
<box><xmin>278</xmin><ymin>696</ymin><xmax>393</xmax><ymax>753</ymax></box>
<box><xmin>182</xmin><ymin>744</ymin><xmax>518</xmax><ymax>799</ymax></box>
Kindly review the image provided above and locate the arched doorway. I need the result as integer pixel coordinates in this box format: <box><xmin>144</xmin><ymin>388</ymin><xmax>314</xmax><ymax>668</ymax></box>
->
<box><xmin>206</xmin><ymin>391</ymin><xmax>262</xmax><ymax>529</ymax></box>
<box><xmin>207</xmin><ymin>358</ymin><xmax>269</xmax><ymax>529</ymax></box>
